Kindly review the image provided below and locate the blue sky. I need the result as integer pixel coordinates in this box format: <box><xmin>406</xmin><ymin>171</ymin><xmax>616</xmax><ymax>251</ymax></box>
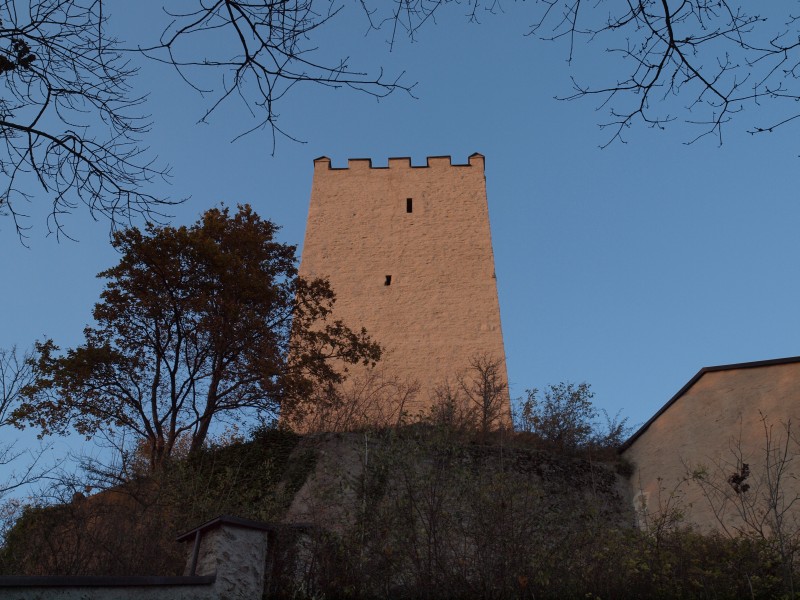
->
<box><xmin>1</xmin><ymin>0</ymin><xmax>799</xmax><ymax>450</ymax></box>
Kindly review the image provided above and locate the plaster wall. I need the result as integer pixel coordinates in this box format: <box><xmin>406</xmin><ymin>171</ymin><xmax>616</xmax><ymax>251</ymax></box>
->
<box><xmin>297</xmin><ymin>154</ymin><xmax>510</xmax><ymax>424</ymax></box>
<box><xmin>622</xmin><ymin>362</ymin><xmax>800</xmax><ymax>532</ymax></box>
<box><xmin>186</xmin><ymin>524</ymin><xmax>268</xmax><ymax>597</ymax></box>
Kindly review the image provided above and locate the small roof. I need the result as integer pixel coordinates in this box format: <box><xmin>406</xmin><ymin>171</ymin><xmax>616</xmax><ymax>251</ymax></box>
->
<box><xmin>176</xmin><ymin>514</ymin><xmax>313</xmax><ymax>542</ymax></box>
<box><xmin>176</xmin><ymin>515</ymin><xmax>274</xmax><ymax>542</ymax></box>
<box><xmin>619</xmin><ymin>355</ymin><xmax>800</xmax><ymax>452</ymax></box>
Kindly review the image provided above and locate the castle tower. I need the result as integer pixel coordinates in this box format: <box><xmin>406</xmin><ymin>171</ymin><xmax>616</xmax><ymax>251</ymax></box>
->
<box><xmin>296</xmin><ymin>153</ymin><xmax>510</xmax><ymax>427</ymax></box>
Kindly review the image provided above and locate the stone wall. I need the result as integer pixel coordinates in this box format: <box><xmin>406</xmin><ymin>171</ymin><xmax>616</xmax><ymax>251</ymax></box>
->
<box><xmin>295</xmin><ymin>154</ymin><xmax>510</xmax><ymax>426</ymax></box>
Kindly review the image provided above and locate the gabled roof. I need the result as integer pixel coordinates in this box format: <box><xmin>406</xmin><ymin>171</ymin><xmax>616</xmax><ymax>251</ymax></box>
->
<box><xmin>619</xmin><ymin>356</ymin><xmax>800</xmax><ymax>452</ymax></box>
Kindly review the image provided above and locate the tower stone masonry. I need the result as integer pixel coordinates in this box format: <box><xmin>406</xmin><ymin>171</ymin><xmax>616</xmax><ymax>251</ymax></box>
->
<box><xmin>297</xmin><ymin>153</ymin><xmax>510</xmax><ymax>427</ymax></box>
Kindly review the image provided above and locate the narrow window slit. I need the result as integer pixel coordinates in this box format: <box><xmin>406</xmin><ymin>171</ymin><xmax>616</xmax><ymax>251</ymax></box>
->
<box><xmin>385</xmin><ymin>275</ymin><xmax>392</xmax><ymax>286</ymax></box>
<box><xmin>406</xmin><ymin>198</ymin><xmax>413</xmax><ymax>213</ymax></box>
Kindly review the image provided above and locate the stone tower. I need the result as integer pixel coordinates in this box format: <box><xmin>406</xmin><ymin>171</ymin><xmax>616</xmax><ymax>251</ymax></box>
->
<box><xmin>296</xmin><ymin>153</ymin><xmax>510</xmax><ymax>427</ymax></box>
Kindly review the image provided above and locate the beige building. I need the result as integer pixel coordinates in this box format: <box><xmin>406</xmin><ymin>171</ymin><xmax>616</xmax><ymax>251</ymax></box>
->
<box><xmin>293</xmin><ymin>153</ymin><xmax>510</xmax><ymax>429</ymax></box>
<box><xmin>621</xmin><ymin>357</ymin><xmax>800</xmax><ymax>533</ymax></box>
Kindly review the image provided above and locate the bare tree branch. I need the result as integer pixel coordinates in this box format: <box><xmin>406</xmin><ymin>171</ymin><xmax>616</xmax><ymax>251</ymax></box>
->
<box><xmin>0</xmin><ymin>346</ymin><xmax>54</xmax><ymax>499</ymax></box>
<box><xmin>0</xmin><ymin>345</ymin><xmax>33</xmax><ymax>426</ymax></box>
<box><xmin>137</xmin><ymin>0</ymin><xmax>414</xmax><ymax>150</ymax></box>
<box><xmin>689</xmin><ymin>413</ymin><xmax>800</xmax><ymax>596</ymax></box>
<box><xmin>0</xmin><ymin>0</ymin><xmax>176</xmax><ymax>240</ymax></box>
<box><xmin>362</xmin><ymin>1</ymin><xmax>800</xmax><ymax>145</ymax></box>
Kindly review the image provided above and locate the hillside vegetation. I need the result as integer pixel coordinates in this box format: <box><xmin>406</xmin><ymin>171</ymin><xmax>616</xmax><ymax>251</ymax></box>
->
<box><xmin>0</xmin><ymin>423</ymin><xmax>794</xmax><ymax>599</ymax></box>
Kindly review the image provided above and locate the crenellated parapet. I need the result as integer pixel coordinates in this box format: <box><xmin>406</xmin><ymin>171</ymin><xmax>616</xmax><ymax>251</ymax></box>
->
<box><xmin>313</xmin><ymin>153</ymin><xmax>484</xmax><ymax>171</ymax></box>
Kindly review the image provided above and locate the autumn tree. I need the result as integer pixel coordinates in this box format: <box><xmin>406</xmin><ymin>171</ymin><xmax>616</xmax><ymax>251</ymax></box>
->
<box><xmin>14</xmin><ymin>205</ymin><xmax>381</xmax><ymax>470</ymax></box>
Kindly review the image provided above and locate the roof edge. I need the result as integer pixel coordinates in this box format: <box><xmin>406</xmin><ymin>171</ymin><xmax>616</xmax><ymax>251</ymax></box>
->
<box><xmin>176</xmin><ymin>514</ymin><xmax>274</xmax><ymax>542</ymax></box>
<box><xmin>619</xmin><ymin>355</ymin><xmax>800</xmax><ymax>453</ymax></box>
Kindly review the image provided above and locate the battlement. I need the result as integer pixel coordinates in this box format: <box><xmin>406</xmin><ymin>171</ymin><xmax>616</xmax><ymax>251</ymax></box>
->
<box><xmin>313</xmin><ymin>153</ymin><xmax>484</xmax><ymax>171</ymax></box>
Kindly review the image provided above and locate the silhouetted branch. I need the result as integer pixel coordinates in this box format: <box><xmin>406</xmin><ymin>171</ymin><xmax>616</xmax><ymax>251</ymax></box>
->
<box><xmin>138</xmin><ymin>0</ymin><xmax>414</xmax><ymax>150</ymax></box>
<box><xmin>363</xmin><ymin>1</ymin><xmax>800</xmax><ymax>145</ymax></box>
<box><xmin>0</xmin><ymin>346</ymin><xmax>53</xmax><ymax>498</ymax></box>
<box><xmin>0</xmin><ymin>0</ymin><xmax>176</xmax><ymax>239</ymax></box>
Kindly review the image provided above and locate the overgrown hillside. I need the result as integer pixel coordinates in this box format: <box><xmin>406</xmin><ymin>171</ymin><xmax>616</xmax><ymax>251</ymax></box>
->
<box><xmin>0</xmin><ymin>426</ymin><xmax>794</xmax><ymax>599</ymax></box>
<box><xmin>0</xmin><ymin>428</ymin><xmax>312</xmax><ymax>577</ymax></box>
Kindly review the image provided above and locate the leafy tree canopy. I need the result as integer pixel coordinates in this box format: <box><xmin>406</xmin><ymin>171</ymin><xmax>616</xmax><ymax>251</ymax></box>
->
<box><xmin>13</xmin><ymin>205</ymin><xmax>381</xmax><ymax>469</ymax></box>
